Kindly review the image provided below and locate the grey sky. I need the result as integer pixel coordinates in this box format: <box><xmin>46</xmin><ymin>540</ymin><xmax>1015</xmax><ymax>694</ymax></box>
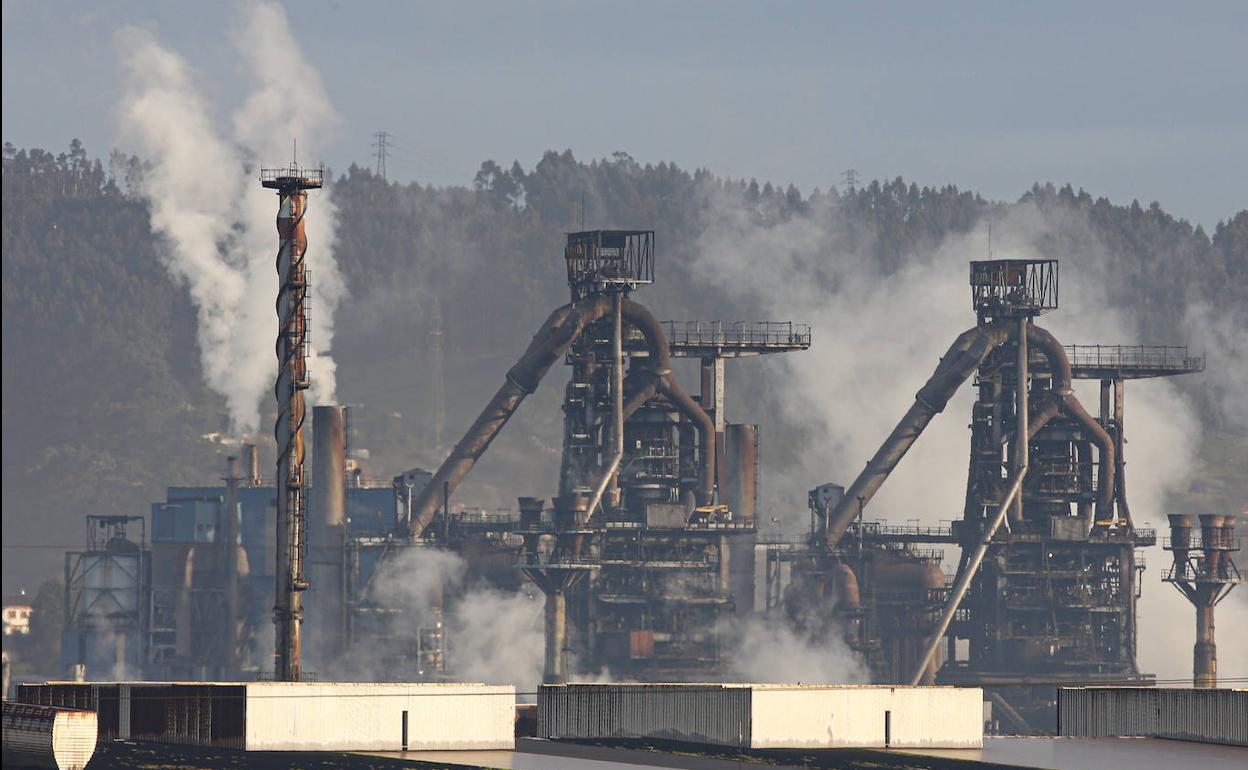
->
<box><xmin>3</xmin><ymin>0</ymin><xmax>1245</xmax><ymax>227</ymax></box>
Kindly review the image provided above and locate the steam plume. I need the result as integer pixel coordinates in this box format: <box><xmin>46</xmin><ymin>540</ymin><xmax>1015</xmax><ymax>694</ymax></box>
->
<box><xmin>691</xmin><ymin>190</ymin><xmax>1241</xmax><ymax>681</ymax></box>
<box><xmin>116</xmin><ymin>1</ymin><xmax>342</xmax><ymax>432</ymax></box>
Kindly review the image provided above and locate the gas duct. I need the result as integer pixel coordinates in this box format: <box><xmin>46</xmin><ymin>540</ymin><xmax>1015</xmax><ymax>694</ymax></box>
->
<box><xmin>405</xmin><ymin>295</ymin><xmax>715</xmax><ymax>541</ymax></box>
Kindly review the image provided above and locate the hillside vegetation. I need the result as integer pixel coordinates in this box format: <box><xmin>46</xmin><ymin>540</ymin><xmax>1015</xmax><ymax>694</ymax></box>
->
<box><xmin>3</xmin><ymin>142</ymin><xmax>1244</xmax><ymax>590</ymax></box>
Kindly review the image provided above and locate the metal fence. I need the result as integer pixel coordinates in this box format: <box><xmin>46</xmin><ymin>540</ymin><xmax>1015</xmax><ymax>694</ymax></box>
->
<box><xmin>1058</xmin><ymin>687</ymin><xmax>1247</xmax><ymax>746</ymax></box>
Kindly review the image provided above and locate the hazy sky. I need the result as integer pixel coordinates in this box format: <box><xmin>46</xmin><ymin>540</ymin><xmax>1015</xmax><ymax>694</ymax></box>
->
<box><xmin>3</xmin><ymin>0</ymin><xmax>1245</xmax><ymax>227</ymax></box>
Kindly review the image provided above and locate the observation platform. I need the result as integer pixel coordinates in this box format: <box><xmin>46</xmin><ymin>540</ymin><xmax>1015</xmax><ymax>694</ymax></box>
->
<box><xmin>1063</xmin><ymin>345</ymin><xmax>1205</xmax><ymax>379</ymax></box>
<box><xmin>624</xmin><ymin>320</ymin><xmax>812</xmax><ymax>358</ymax></box>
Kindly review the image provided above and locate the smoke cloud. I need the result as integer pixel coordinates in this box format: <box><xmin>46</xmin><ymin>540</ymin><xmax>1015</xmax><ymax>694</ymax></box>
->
<box><xmin>116</xmin><ymin>1</ymin><xmax>342</xmax><ymax>432</ymax></box>
<box><xmin>724</xmin><ymin>617</ymin><xmax>867</xmax><ymax>684</ymax></box>
<box><xmin>331</xmin><ymin>546</ymin><xmax>545</xmax><ymax>690</ymax></box>
<box><xmin>690</xmin><ymin>189</ymin><xmax>1242</xmax><ymax>682</ymax></box>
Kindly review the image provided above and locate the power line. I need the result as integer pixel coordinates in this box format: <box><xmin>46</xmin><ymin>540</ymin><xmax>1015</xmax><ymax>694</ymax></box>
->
<box><xmin>371</xmin><ymin>130</ymin><xmax>391</xmax><ymax>180</ymax></box>
<box><xmin>843</xmin><ymin>168</ymin><xmax>859</xmax><ymax>194</ymax></box>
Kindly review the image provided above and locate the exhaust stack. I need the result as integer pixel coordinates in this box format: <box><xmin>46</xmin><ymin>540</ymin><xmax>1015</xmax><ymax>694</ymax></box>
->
<box><xmin>261</xmin><ymin>162</ymin><xmax>323</xmax><ymax>681</ymax></box>
<box><xmin>1163</xmin><ymin>512</ymin><xmax>1243</xmax><ymax>687</ymax></box>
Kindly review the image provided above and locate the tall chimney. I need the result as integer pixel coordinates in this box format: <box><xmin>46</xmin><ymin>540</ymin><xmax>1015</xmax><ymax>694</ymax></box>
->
<box><xmin>261</xmin><ymin>162</ymin><xmax>323</xmax><ymax>681</ymax></box>
<box><xmin>309</xmin><ymin>405</ymin><xmax>347</xmax><ymax>668</ymax></box>
<box><xmin>243</xmin><ymin>444</ymin><xmax>261</xmax><ymax>486</ymax></box>
<box><xmin>222</xmin><ymin>455</ymin><xmax>242</xmax><ymax>677</ymax></box>
<box><xmin>1164</xmin><ymin>512</ymin><xmax>1242</xmax><ymax>688</ymax></box>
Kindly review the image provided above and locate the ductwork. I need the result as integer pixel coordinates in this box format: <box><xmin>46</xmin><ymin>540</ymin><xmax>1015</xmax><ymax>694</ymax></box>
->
<box><xmin>408</xmin><ymin>295</ymin><xmax>713</xmax><ymax>539</ymax></box>
<box><xmin>1023</xmin><ymin>324</ymin><xmax>1115</xmax><ymax>517</ymax></box>
<box><xmin>825</xmin><ymin>320</ymin><xmax>1113</xmax><ymax>551</ymax></box>
<box><xmin>822</xmin><ymin>321</ymin><xmax>1011</xmax><ymax>550</ymax></box>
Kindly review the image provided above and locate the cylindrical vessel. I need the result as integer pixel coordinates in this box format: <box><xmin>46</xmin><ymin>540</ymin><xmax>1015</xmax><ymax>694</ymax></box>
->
<box><xmin>1199</xmin><ymin>514</ymin><xmax>1226</xmax><ymax>574</ymax></box>
<box><xmin>1195</xmin><ymin>605</ymin><xmax>1216</xmax><ymax>688</ymax></box>
<box><xmin>242</xmin><ymin>444</ymin><xmax>261</xmax><ymax>485</ymax></box>
<box><xmin>1</xmin><ymin>702</ymin><xmax>99</xmax><ymax>770</ymax></box>
<box><xmin>309</xmin><ymin>405</ymin><xmax>347</xmax><ymax>667</ymax></box>
<box><xmin>722</xmin><ymin>424</ymin><xmax>759</xmax><ymax>523</ymax></box>
<box><xmin>264</xmin><ymin>169</ymin><xmax>321</xmax><ymax>682</ymax></box>
<box><xmin>1168</xmin><ymin>513</ymin><xmax>1194</xmax><ymax>572</ymax></box>
<box><xmin>544</xmin><ymin>591</ymin><xmax>567</xmax><ymax>684</ymax></box>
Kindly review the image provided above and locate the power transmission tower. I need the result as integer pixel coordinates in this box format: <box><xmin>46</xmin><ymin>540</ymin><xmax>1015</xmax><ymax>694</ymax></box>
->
<box><xmin>372</xmin><ymin>131</ymin><xmax>391</xmax><ymax>180</ymax></box>
<box><xmin>842</xmin><ymin>168</ymin><xmax>859</xmax><ymax>194</ymax></box>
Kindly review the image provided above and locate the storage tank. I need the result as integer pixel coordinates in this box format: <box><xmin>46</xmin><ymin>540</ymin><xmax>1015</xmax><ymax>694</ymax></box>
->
<box><xmin>1</xmin><ymin>702</ymin><xmax>98</xmax><ymax>770</ymax></box>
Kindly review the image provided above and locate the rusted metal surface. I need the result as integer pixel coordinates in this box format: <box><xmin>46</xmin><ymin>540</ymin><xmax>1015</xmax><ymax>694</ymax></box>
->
<box><xmin>543</xmin><ymin>591</ymin><xmax>568</xmax><ymax>684</ymax></box>
<box><xmin>564</xmin><ymin>230</ymin><xmax>654</xmax><ymax>298</ymax></box>
<box><xmin>722</xmin><ymin>424</ymin><xmax>758</xmax><ymax>523</ymax></box>
<box><xmin>410</xmin><ymin>295</ymin><xmax>714</xmax><ymax>539</ymax></box>
<box><xmin>1064</xmin><ymin>344</ymin><xmax>1206</xmax><ymax>379</ymax></box>
<box><xmin>1163</xmin><ymin>514</ymin><xmax>1242</xmax><ymax>688</ymax></box>
<box><xmin>260</xmin><ymin>166</ymin><xmax>323</xmax><ymax>682</ymax></box>
<box><xmin>242</xmin><ymin>443</ymin><xmax>261</xmax><ymax>485</ymax></box>
<box><xmin>823</xmin><ymin>321</ymin><xmax>1012</xmax><ymax>550</ymax></box>
<box><xmin>661</xmin><ymin>320</ymin><xmax>811</xmax><ymax>358</ymax></box>
<box><xmin>2</xmin><ymin>701</ymin><xmax>99</xmax><ymax>770</ymax></box>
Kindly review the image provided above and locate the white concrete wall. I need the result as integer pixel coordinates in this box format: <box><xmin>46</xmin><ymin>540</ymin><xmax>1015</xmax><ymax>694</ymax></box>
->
<box><xmin>243</xmin><ymin>683</ymin><xmax>514</xmax><ymax>751</ymax></box>
<box><xmin>888</xmin><ymin>686</ymin><xmax>982</xmax><ymax>748</ymax></box>
<box><xmin>749</xmin><ymin>685</ymin><xmax>982</xmax><ymax>749</ymax></box>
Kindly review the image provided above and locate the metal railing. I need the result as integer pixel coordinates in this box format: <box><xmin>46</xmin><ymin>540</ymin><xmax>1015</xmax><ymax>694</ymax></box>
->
<box><xmin>865</xmin><ymin>522</ymin><xmax>956</xmax><ymax>539</ymax></box>
<box><xmin>258</xmin><ymin>164</ymin><xmax>324</xmax><ymax>186</ymax></box>
<box><xmin>1064</xmin><ymin>345</ymin><xmax>1205</xmax><ymax>372</ymax></box>
<box><xmin>1161</xmin><ymin>562</ymin><xmax>1244</xmax><ymax>584</ymax></box>
<box><xmin>1162</xmin><ymin>535</ymin><xmax>1241</xmax><ymax>551</ymax></box>
<box><xmin>662</xmin><ymin>320</ymin><xmax>811</xmax><ymax>349</ymax></box>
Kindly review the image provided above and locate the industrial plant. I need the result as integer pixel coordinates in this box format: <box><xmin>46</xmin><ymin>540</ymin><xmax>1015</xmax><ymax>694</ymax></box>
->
<box><xmin>38</xmin><ymin>219</ymin><xmax>1240</xmax><ymax>747</ymax></box>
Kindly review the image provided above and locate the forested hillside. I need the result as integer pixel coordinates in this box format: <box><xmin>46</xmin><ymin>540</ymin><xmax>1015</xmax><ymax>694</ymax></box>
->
<box><xmin>3</xmin><ymin>142</ymin><xmax>1245</xmax><ymax>590</ymax></box>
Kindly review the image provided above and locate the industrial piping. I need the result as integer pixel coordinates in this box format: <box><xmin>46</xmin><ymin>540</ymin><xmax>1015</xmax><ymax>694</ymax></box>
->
<box><xmin>583</xmin><ymin>293</ymin><xmax>626</xmax><ymax>520</ymax></box>
<box><xmin>822</xmin><ymin>321</ymin><xmax>1010</xmax><ymax>551</ymax></box>
<box><xmin>408</xmin><ymin>296</ymin><xmax>714</xmax><ymax>540</ymax></box>
<box><xmin>910</xmin><ymin>316</ymin><xmax>1031</xmax><ymax>684</ymax></box>
<box><xmin>824</xmin><ymin>321</ymin><xmax>1112</xmax><ymax>551</ymax></box>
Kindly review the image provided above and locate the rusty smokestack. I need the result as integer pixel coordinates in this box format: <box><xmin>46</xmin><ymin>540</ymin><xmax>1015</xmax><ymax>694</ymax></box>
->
<box><xmin>544</xmin><ymin>591</ymin><xmax>568</xmax><ymax>684</ymax></box>
<box><xmin>1200</xmin><ymin>514</ymin><xmax>1227</xmax><ymax>576</ymax></box>
<box><xmin>261</xmin><ymin>163</ymin><xmax>323</xmax><ymax>681</ymax></box>
<box><xmin>1168</xmin><ymin>513</ymin><xmax>1194</xmax><ymax>564</ymax></box>
<box><xmin>1164</xmin><ymin>512</ymin><xmax>1242</xmax><ymax>688</ymax></box>
<box><xmin>242</xmin><ymin>444</ymin><xmax>261</xmax><ymax>486</ymax></box>
<box><xmin>722</xmin><ymin>424</ymin><xmax>759</xmax><ymax>523</ymax></box>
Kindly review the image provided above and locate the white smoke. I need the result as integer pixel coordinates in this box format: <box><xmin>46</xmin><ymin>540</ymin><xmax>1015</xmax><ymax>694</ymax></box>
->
<box><xmin>690</xmin><ymin>190</ymin><xmax>1241</xmax><ymax>682</ymax></box>
<box><xmin>337</xmin><ymin>546</ymin><xmax>545</xmax><ymax>690</ymax></box>
<box><xmin>447</xmin><ymin>586</ymin><xmax>544</xmax><ymax>692</ymax></box>
<box><xmin>724</xmin><ymin>617</ymin><xmax>867</xmax><ymax>684</ymax></box>
<box><xmin>116</xmin><ymin>1</ymin><xmax>343</xmax><ymax>432</ymax></box>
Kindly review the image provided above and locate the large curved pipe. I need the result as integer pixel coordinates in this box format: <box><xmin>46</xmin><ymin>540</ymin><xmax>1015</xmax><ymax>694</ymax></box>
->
<box><xmin>409</xmin><ymin>295</ymin><xmax>711</xmax><ymax>538</ymax></box>
<box><xmin>824</xmin><ymin>320</ymin><xmax>1112</xmax><ymax>551</ymax></box>
<box><xmin>823</xmin><ymin>321</ymin><xmax>1012</xmax><ymax>550</ymax></box>
<box><xmin>1061</xmin><ymin>393</ymin><xmax>1115</xmax><ymax>515</ymax></box>
<box><xmin>658</xmin><ymin>375</ymin><xmax>716</xmax><ymax>504</ymax></box>
<box><xmin>408</xmin><ymin>296</ymin><xmax>610</xmax><ymax>539</ymax></box>
<box><xmin>1021</xmin><ymin>326</ymin><xmax>1114</xmax><ymax>513</ymax></box>
<box><xmin>615</xmin><ymin>300</ymin><xmax>717</xmax><ymax>504</ymax></box>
